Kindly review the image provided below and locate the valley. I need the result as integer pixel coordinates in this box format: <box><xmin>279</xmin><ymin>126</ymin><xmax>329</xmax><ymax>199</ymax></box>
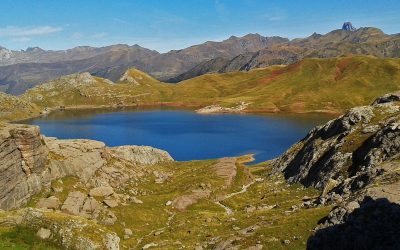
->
<box><xmin>0</xmin><ymin>7</ymin><xmax>399</xmax><ymax>248</ymax></box>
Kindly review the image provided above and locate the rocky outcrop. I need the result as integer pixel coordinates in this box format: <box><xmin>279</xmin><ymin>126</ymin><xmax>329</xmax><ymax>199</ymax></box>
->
<box><xmin>270</xmin><ymin>92</ymin><xmax>400</xmax><ymax>247</ymax></box>
<box><xmin>0</xmin><ymin>123</ymin><xmax>174</xmax><ymax>211</ymax></box>
<box><xmin>196</xmin><ymin>102</ymin><xmax>250</xmax><ymax>114</ymax></box>
<box><xmin>0</xmin><ymin>124</ymin><xmax>49</xmax><ymax>210</ymax></box>
<box><xmin>44</xmin><ymin>138</ymin><xmax>108</xmax><ymax>183</ymax></box>
<box><xmin>109</xmin><ymin>145</ymin><xmax>173</xmax><ymax>165</ymax></box>
<box><xmin>271</xmin><ymin>94</ymin><xmax>400</xmax><ymax>201</ymax></box>
<box><xmin>308</xmin><ymin>197</ymin><xmax>400</xmax><ymax>250</ymax></box>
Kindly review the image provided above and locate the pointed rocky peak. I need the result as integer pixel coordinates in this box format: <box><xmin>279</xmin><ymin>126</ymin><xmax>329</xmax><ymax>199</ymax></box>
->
<box><xmin>309</xmin><ymin>32</ymin><xmax>323</xmax><ymax>39</ymax></box>
<box><xmin>342</xmin><ymin>22</ymin><xmax>356</xmax><ymax>31</ymax></box>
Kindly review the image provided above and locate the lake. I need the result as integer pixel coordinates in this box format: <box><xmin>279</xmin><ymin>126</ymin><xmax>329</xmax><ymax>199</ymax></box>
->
<box><xmin>23</xmin><ymin>108</ymin><xmax>333</xmax><ymax>163</ymax></box>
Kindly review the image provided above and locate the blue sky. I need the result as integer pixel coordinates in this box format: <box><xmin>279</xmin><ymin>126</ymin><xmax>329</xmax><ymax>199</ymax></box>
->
<box><xmin>0</xmin><ymin>0</ymin><xmax>399</xmax><ymax>52</ymax></box>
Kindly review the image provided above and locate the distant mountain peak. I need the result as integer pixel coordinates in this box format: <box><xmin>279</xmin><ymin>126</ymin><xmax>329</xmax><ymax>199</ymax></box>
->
<box><xmin>342</xmin><ymin>22</ymin><xmax>356</xmax><ymax>31</ymax></box>
<box><xmin>25</xmin><ymin>46</ymin><xmax>44</xmax><ymax>52</ymax></box>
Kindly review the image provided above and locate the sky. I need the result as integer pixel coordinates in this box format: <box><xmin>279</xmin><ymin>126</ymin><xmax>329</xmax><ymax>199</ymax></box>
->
<box><xmin>0</xmin><ymin>0</ymin><xmax>399</xmax><ymax>53</ymax></box>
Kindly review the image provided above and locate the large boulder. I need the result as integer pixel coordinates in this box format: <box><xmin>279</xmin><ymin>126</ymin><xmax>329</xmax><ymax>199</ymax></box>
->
<box><xmin>36</xmin><ymin>196</ymin><xmax>60</xmax><ymax>210</ymax></box>
<box><xmin>61</xmin><ymin>191</ymin><xmax>86</xmax><ymax>215</ymax></box>
<box><xmin>89</xmin><ymin>186</ymin><xmax>114</xmax><ymax>197</ymax></box>
<box><xmin>109</xmin><ymin>145</ymin><xmax>173</xmax><ymax>165</ymax></box>
<box><xmin>45</xmin><ymin>138</ymin><xmax>108</xmax><ymax>183</ymax></box>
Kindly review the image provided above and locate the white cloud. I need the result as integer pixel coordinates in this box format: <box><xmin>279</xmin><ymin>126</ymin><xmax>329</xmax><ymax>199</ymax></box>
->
<box><xmin>0</xmin><ymin>26</ymin><xmax>62</xmax><ymax>37</ymax></box>
<box><xmin>11</xmin><ymin>37</ymin><xmax>31</xmax><ymax>42</ymax></box>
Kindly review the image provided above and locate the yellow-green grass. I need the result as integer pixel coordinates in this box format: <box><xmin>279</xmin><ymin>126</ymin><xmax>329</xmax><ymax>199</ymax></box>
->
<box><xmin>169</xmin><ymin>56</ymin><xmax>400</xmax><ymax>113</ymax></box>
<box><xmin>0</xmin><ymin>226</ymin><xmax>61</xmax><ymax>250</ymax></box>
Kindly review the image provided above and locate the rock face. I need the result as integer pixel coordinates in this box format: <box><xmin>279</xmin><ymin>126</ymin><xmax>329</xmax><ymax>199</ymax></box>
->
<box><xmin>308</xmin><ymin>197</ymin><xmax>400</xmax><ymax>250</ymax></box>
<box><xmin>45</xmin><ymin>138</ymin><xmax>108</xmax><ymax>183</ymax></box>
<box><xmin>0</xmin><ymin>124</ymin><xmax>48</xmax><ymax>210</ymax></box>
<box><xmin>271</xmin><ymin>94</ymin><xmax>400</xmax><ymax>200</ymax></box>
<box><xmin>270</xmin><ymin>92</ymin><xmax>400</xmax><ymax>248</ymax></box>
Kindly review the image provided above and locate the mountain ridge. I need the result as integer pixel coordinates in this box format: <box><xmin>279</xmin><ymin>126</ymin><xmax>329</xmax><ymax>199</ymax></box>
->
<box><xmin>2</xmin><ymin>23</ymin><xmax>400</xmax><ymax>94</ymax></box>
<box><xmin>169</xmin><ymin>25</ymin><xmax>400</xmax><ymax>82</ymax></box>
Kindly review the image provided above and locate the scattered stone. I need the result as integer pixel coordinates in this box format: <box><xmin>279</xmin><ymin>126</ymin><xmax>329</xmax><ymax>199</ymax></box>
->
<box><xmin>244</xmin><ymin>205</ymin><xmax>256</xmax><ymax>213</ymax></box>
<box><xmin>142</xmin><ymin>242</ymin><xmax>158</xmax><ymax>249</ymax></box>
<box><xmin>283</xmin><ymin>239</ymin><xmax>290</xmax><ymax>245</ymax></box>
<box><xmin>123</xmin><ymin>228</ymin><xmax>133</xmax><ymax>239</ymax></box>
<box><xmin>103</xmin><ymin>199</ymin><xmax>119</xmax><ymax>208</ymax></box>
<box><xmin>129</xmin><ymin>196</ymin><xmax>143</xmax><ymax>204</ymax></box>
<box><xmin>154</xmin><ymin>230</ymin><xmax>163</xmax><ymax>236</ymax></box>
<box><xmin>165</xmin><ymin>200</ymin><xmax>172</xmax><ymax>206</ymax></box>
<box><xmin>36</xmin><ymin>228</ymin><xmax>51</xmax><ymax>240</ymax></box>
<box><xmin>101</xmin><ymin>211</ymin><xmax>118</xmax><ymax>226</ymax></box>
<box><xmin>103</xmin><ymin>233</ymin><xmax>120</xmax><ymax>250</ymax></box>
<box><xmin>82</xmin><ymin>197</ymin><xmax>101</xmax><ymax>213</ymax></box>
<box><xmin>257</xmin><ymin>204</ymin><xmax>278</xmax><ymax>211</ymax></box>
<box><xmin>245</xmin><ymin>244</ymin><xmax>263</xmax><ymax>250</ymax></box>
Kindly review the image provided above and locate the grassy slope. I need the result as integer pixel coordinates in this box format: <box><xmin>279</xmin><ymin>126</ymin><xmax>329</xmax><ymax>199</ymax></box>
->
<box><xmin>0</xmin><ymin>92</ymin><xmax>41</xmax><ymax>122</ymax></box>
<box><xmin>2</xmin><ymin>158</ymin><xmax>330</xmax><ymax>249</ymax></box>
<box><xmin>19</xmin><ymin>56</ymin><xmax>400</xmax><ymax>115</ymax></box>
<box><xmin>170</xmin><ymin>56</ymin><xmax>400</xmax><ymax>113</ymax></box>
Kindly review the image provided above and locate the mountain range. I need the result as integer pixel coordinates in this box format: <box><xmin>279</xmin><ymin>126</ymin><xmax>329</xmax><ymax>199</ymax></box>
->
<box><xmin>1</xmin><ymin>22</ymin><xmax>399</xmax><ymax>94</ymax></box>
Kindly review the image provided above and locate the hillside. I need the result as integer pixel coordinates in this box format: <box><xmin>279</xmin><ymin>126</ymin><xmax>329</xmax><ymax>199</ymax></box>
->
<box><xmin>0</xmin><ymin>34</ymin><xmax>283</xmax><ymax>94</ymax></box>
<box><xmin>170</xmin><ymin>56</ymin><xmax>400</xmax><ymax>113</ymax></box>
<box><xmin>2</xmin><ymin>23</ymin><xmax>400</xmax><ymax>95</ymax></box>
<box><xmin>17</xmin><ymin>56</ymin><xmax>400</xmax><ymax>117</ymax></box>
<box><xmin>171</xmin><ymin>25</ymin><xmax>400</xmax><ymax>82</ymax></box>
<box><xmin>0</xmin><ymin>92</ymin><xmax>41</xmax><ymax>121</ymax></box>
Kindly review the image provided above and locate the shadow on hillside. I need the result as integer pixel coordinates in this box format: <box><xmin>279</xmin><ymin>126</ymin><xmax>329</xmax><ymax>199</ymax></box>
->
<box><xmin>307</xmin><ymin>196</ymin><xmax>400</xmax><ymax>250</ymax></box>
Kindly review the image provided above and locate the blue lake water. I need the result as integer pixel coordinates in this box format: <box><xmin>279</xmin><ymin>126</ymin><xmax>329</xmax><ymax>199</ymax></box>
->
<box><xmin>23</xmin><ymin>108</ymin><xmax>333</xmax><ymax>163</ymax></box>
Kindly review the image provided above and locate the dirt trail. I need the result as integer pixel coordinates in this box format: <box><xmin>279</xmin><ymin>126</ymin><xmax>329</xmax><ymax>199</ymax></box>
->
<box><xmin>216</xmin><ymin>178</ymin><xmax>261</xmax><ymax>215</ymax></box>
